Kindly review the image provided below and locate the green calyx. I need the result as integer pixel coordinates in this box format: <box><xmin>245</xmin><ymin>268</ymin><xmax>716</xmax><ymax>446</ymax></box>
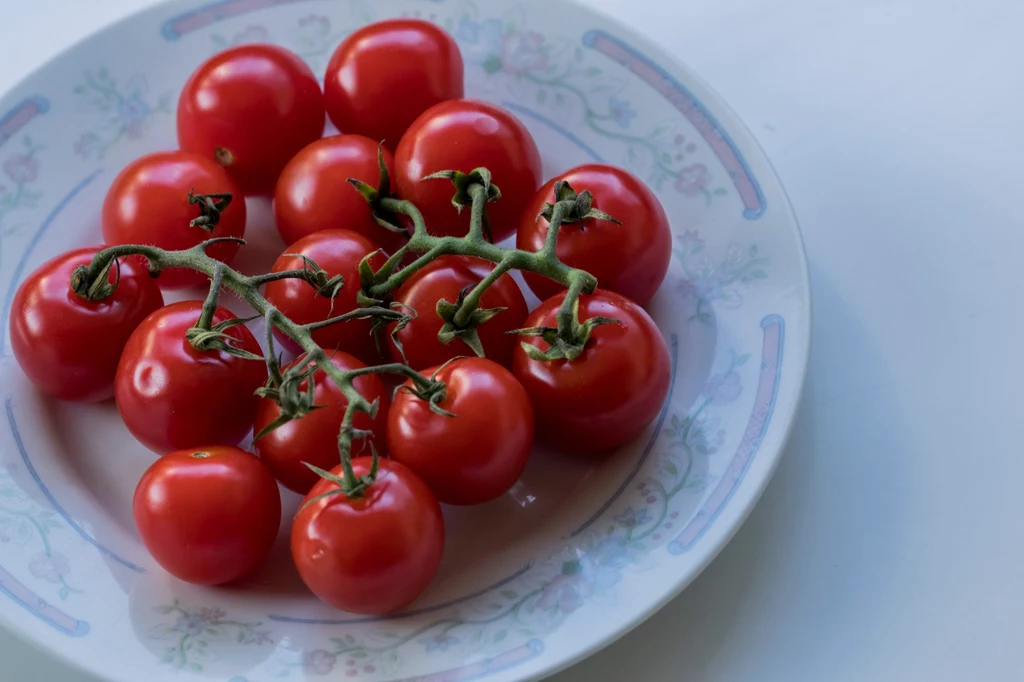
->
<box><xmin>435</xmin><ymin>285</ymin><xmax>507</xmax><ymax>358</ymax></box>
<box><xmin>70</xmin><ymin>256</ymin><xmax>120</xmax><ymax>302</ymax></box>
<box><xmin>513</xmin><ymin>296</ymin><xmax>620</xmax><ymax>362</ymax></box>
<box><xmin>185</xmin><ymin>316</ymin><xmax>264</xmax><ymax>360</ymax></box>
<box><xmin>346</xmin><ymin>143</ymin><xmax>408</xmax><ymax>236</ymax></box>
<box><xmin>538</xmin><ymin>180</ymin><xmax>621</xmax><ymax>231</ymax></box>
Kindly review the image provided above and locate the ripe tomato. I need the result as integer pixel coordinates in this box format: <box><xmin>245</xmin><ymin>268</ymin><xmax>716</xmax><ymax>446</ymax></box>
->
<box><xmin>102</xmin><ymin>151</ymin><xmax>247</xmax><ymax>289</ymax></box>
<box><xmin>291</xmin><ymin>458</ymin><xmax>444</xmax><ymax>614</ymax></box>
<box><xmin>10</xmin><ymin>247</ymin><xmax>164</xmax><ymax>402</ymax></box>
<box><xmin>517</xmin><ymin>164</ymin><xmax>672</xmax><ymax>306</ymax></box>
<box><xmin>254</xmin><ymin>352</ymin><xmax>390</xmax><ymax>495</ymax></box>
<box><xmin>263</xmin><ymin>230</ymin><xmax>387</xmax><ymax>364</ymax></box>
<box><xmin>273</xmin><ymin>134</ymin><xmax>406</xmax><ymax>253</ymax></box>
<box><xmin>324</xmin><ymin>19</ymin><xmax>463</xmax><ymax>148</ymax></box>
<box><xmin>134</xmin><ymin>446</ymin><xmax>281</xmax><ymax>585</ymax></box>
<box><xmin>512</xmin><ymin>290</ymin><xmax>670</xmax><ymax>454</ymax></box>
<box><xmin>387</xmin><ymin>256</ymin><xmax>528</xmax><ymax>370</ymax></box>
<box><xmin>177</xmin><ymin>44</ymin><xmax>325</xmax><ymax>195</ymax></box>
<box><xmin>388</xmin><ymin>357</ymin><xmax>533</xmax><ymax>505</ymax></box>
<box><xmin>115</xmin><ymin>301</ymin><xmax>268</xmax><ymax>453</ymax></box>
<box><xmin>394</xmin><ymin>99</ymin><xmax>541</xmax><ymax>242</ymax></box>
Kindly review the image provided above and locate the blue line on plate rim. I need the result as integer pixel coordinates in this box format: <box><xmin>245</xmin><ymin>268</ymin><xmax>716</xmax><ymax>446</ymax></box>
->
<box><xmin>4</xmin><ymin>397</ymin><xmax>146</xmax><ymax>573</ymax></box>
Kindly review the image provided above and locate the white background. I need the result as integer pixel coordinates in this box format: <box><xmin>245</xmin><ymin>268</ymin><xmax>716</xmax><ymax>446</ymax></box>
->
<box><xmin>2</xmin><ymin>0</ymin><xmax>1023</xmax><ymax>680</ymax></box>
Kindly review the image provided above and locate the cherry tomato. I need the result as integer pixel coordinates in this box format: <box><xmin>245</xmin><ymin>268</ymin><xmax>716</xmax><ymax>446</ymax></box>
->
<box><xmin>254</xmin><ymin>352</ymin><xmax>390</xmax><ymax>495</ymax></box>
<box><xmin>517</xmin><ymin>164</ymin><xmax>672</xmax><ymax>306</ymax></box>
<box><xmin>274</xmin><ymin>134</ymin><xmax>407</xmax><ymax>252</ymax></box>
<box><xmin>291</xmin><ymin>458</ymin><xmax>444</xmax><ymax>614</ymax></box>
<box><xmin>263</xmin><ymin>230</ymin><xmax>387</xmax><ymax>365</ymax></box>
<box><xmin>388</xmin><ymin>358</ymin><xmax>533</xmax><ymax>505</ymax></box>
<box><xmin>324</xmin><ymin>19</ymin><xmax>463</xmax><ymax>149</ymax></box>
<box><xmin>115</xmin><ymin>301</ymin><xmax>268</xmax><ymax>453</ymax></box>
<box><xmin>512</xmin><ymin>290</ymin><xmax>670</xmax><ymax>454</ymax></box>
<box><xmin>386</xmin><ymin>256</ymin><xmax>528</xmax><ymax>370</ymax></box>
<box><xmin>177</xmin><ymin>44</ymin><xmax>325</xmax><ymax>195</ymax></box>
<box><xmin>102</xmin><ymin>151</ymin><xmax>247</xmax><ymax>289</ymax></box>
<box><xmin>133</xmin><ymin>446</ymin><xmax>281</xmax><ymax>585</ymax></box>
<box><xmin>394</xmin><ymin>99</ymin><xmax>541</xmax><ymax>242</ymax></box>
<box><xmin>10</xmin><ymin>247</ymin><xmax>164</xmax><ymax>402</ymax></box>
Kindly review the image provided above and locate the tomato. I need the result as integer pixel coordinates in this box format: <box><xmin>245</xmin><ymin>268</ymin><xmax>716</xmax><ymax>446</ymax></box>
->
<box><xmin>102</xmin><ymin>151</ymin><xmax>247</xmax><ymax>289</ymax></box>
<box><xmin>115</xmin><ymin>301</ymin><xmax>268</xmax><ymax>453</ymax></box>
<box><xmin>394</xmin><ymin>99</ymin><xmax>541</xmax><ymax>242</ymax></box>
<box><xmin>10</xmin><ymin>247</ymin><xmax>164</xmax><ymax>402</ymax></box>
<box><xmin>516</xmin><ymin>164</ymin><xmax>672</xmax><ymax>306</ymax></box>
<box><xmin>133</xmin><ymin>446</ymin><xmax>281</xmax><ymax>585</ymax></box>
<box><xmin>386</xmin><ymin>256</ymin><xmax>528</xmax><ymax>370</ymax></box>
<box><xmin>263</xmin><ymin>230</ymin><xmax>387</xmax><ymax>365</ymax></box>
<box><xmin>388</xmin><ymin>358</ymin><xmax>533</xmax><ymax>505</ymax></box>
<box><xmin>177</xmin><ymin>44</ymin><xmax>325</xmax><ymax>195</ymax></box>
<box><xmin>512</xmin><ymin>290</ymin><xmax>670</xmax><ymax>454</ymax></box>
<box><xmin>324</xmin><ymin>19</ymin><xmax>463</xmax><ymax>149</ymax></box>
<box><xmin>273</xmin><ymin>134</ymin><xmax>406</xmax><ymax>253</ymax></box>
<box><xmin>254</xmin><ymin>352</ymin><xmax>390</xmax><ymax>495</ymax></box>
<box><xmin>291</xmin><ymin>458</ymin><xmax>444</xmax><ymax>614</ymax></box>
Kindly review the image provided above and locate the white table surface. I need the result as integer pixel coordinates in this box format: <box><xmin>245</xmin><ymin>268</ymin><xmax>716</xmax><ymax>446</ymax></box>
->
<box><xmin>3</xmin><ymin>0</ymin><xmax>1023</xmax><ymax>680</ymax></box>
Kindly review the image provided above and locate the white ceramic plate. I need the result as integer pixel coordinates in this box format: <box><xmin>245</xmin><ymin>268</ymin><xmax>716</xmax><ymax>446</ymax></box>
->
<box><xmin>0</xmin><ymin>1</ymin><xmax>810</xmax><ymax>680</ymax></box>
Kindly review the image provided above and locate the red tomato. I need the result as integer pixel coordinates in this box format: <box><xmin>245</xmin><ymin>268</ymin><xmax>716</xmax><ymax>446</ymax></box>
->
<box><xmin>263</xmin><ymin>230</ymin><xmax>387</xmax><ymax>364</ymax></box>
<box><xmin>133</xmin><ymin>446</ymin><xmax>281</xmax><ymax>585</ymax></box>
<box><xmin>324</xmin><ymin>19</ymin><xmax>463</xmax><ymax>148</ymax></box>
<box><xmin>517</xmin><ymin>164</ymin><xmax>672</xmax><ymax>306</ymax></box>
<box><xmin>102</xmin><ymin>151</ymin><xmax>247</xmax><ymax>289</ymax></box>
<box><xmin>394</xmin><ymin>99</ymin><xmax>541</xmax><ymax>242</ymax></box>
<box><xmin>177</xmin><ymin>44</ymin><xmax>325</xmax><ymax>195</ymax></box>
<box><xmin>386</xmin><ymin>256</ymin><xmax>528</xmax><ymax>370</ymax></box>
<box><xmin>10</xmin><ymin>247</ymin><xmax>164</xmax><ymax>402</ymax></box>
<box><xmin>273</xmin><ymin>134</ymin><xmax>406</xmax><ymax>253</ymax></box>
<box><xmin>115</xmin><ymin>301</ymin><xmax>268</xmax><ymax>453</ymax></box>
<box><xmin>253</xmin><ymin>352</ymin><xmax>390</xmax><ymax>495</ymax></box>
<box><xmin>291</xmin><ymin>458</ymin><xmax>444</xmax><ymax>614</ymax></box>
<box><xmin>512</xmin><ymin>290</ymin><xmax>670</xmax><ymax>454</ymax></box>
<box><xmin>388</xmin><ymin>357</ymin><xmax>533</xmax><ymax>505</ymax></box>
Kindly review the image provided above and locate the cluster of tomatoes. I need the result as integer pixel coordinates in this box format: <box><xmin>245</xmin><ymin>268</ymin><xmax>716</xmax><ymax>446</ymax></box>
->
<box><xmin>8</xmin><ymin>19</ymin><xmax>673</xmax><ymax>615</ymax></box>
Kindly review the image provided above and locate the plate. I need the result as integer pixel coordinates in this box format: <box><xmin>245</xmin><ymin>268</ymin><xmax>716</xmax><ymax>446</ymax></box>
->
<box><xmin>0</xmin><ymin>1</ymin><xmax>810</xmax><ymax>680</ymax></box>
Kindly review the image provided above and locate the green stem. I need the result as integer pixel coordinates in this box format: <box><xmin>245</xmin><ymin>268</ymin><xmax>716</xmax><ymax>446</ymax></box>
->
<box><xmin>72</xmin><ymin>241</ymin><xmax>434</xmax><ymax>498</ymax></box>
<box><xmin>195</xmin><ymin>263</ymin><xmax>223</xmax><ymax>331</ymax></box>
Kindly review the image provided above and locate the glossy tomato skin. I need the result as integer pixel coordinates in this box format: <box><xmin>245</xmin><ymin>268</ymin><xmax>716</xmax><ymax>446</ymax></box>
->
<box><xmin>102</xmin><ymin>151</ymin><xmax>247</xmax><ymax>289</ymax></box>
<box><xmin>115</xmin><ymin>301</ymin><xmax>268</xmax><ymax>453</ymax></box>
<box><xmin>513</xmin><ymin>290</ymin><xmax>670</xmax><ymax>454</ymax></box>
<box><xmin>291</xmin><ymin>458</ymin><xmax>444</xmax><ymax>614</ymax></box>
<box><xmin>324</xmin><ymin>19</ymin><xmax>463</xmax><ymax>148</ymax></box>
<box><xmin>388</xmin><ymin>358</ymin><xmax>533</xmax><ymax>505</ymax></box>
<box><xmin>273</xmin><ymin>135</ymin><xmax>407</xmax><ymax>253</ymax></box>
<box><xmin>387</xmin><ymin>256</ymin><xmax>528</xmax><ymax>370</ymax></box>
<box><xmin>395</xmin><ymin>99</ymin><xmax>541</xmax><ymax>242</ymax></box>
<box><xmin>177</xmin><ymin>44</ymin><xmax>325</xmax><ymax>195</ymax></box>
<box><xmin>10</xmin><ymin>247</ymin><xmax>164</xmax><ymax>402</ymax></box>
<box><xmin>263</xmin><ymin>230</ymin><xmax>387</xmax><ymax>364</ymax></box>
<box><xmin>517</xmin><ymin>164</ymin><xmax>672</xmax><ymax>306</ymax></box>
<box><xmin>254</xmin><ymin>352</ymin><xmax>390</xmax><ymax>495</ymax></box>
<box><xmin>133</xmin><ymin>446</ymin><xmax>281</xmax><ymax>585</ymax></box>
